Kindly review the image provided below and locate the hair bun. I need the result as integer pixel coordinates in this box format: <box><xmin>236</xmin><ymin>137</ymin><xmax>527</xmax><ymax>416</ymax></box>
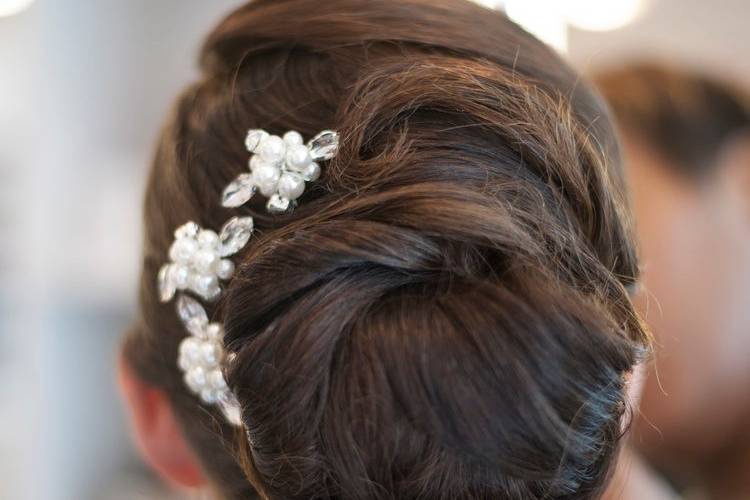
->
<box><xmin>219</xmin><ymin>53</ymin><xmax>644</xmax><ymax>498</ymax></box>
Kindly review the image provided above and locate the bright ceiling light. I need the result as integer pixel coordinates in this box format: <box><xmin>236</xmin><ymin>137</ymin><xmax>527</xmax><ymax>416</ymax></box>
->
<box><xmin>0</xmin><ymin>0</ymin><xmax>35</xmax><ymax>18</ymax></box>
<box><xmin>561</xmin><ymin>0</ymin><xmax>647</xmax><ymax>31</ymax></box>
<box><xmin>503</xmin><ymin>0</ymin><xmax>568</xmax><ymax>53</ymax></box>
<box><xmin>472</xmin><ymin>0</ymin><xmax>503</xmax><ymax>8</ymax></box>
<box><xmin>471</xmin><ymin>0</ymin><xmax>648</xmax><ymax>52</ymax></box>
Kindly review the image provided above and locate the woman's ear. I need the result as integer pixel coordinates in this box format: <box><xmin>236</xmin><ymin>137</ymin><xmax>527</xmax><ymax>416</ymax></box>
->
<box><xmin>117</xmin><ymin>350</ymin><xmax>207</xmax><ymax>490</ymax></box>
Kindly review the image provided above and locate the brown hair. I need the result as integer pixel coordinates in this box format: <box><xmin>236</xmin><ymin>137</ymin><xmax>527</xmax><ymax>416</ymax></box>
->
<box><xmin>594</xmin><ymin>62</ymin><xmax>750</xmax><ymax>179</ymax></box>
<box><xmin>124</xmin><ymin>1</ymin><xmax>648</xmax><ymax>498</ymax></box>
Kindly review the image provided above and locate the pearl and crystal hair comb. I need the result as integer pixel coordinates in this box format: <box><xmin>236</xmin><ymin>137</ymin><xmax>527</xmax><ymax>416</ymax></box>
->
<box><xmin>157</xmin><ymin>129</ymin><xmax>340</xmax><ymax>425</ymax></box>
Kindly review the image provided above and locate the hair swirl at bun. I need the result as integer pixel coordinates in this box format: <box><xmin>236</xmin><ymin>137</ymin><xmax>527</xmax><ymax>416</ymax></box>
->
<box><xmin>124</xmin><ymin>1</ymin><xmax>648</xmax><ymax>499</ymax></box>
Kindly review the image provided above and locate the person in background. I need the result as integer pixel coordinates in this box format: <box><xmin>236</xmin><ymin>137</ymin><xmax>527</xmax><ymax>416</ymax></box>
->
<box><xmin>596</xmin><ymin>63</ymin><xmax>750</xmax><ymax>500</ymax></box>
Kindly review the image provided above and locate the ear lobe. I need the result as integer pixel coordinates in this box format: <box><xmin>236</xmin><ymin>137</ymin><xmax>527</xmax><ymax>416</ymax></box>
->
<box><xmin>117</xmin><ymin>351</ymin><xmax>207</xmax><ymax>490</ymax></box>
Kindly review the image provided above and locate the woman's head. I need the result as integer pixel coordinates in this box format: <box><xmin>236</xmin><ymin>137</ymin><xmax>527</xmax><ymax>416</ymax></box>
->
<box><xmin>595</xmin><ymin>63</ymin><xmax>750</xmax><ymax>484</ymax></box>
<box><xmin>122</xmin><ymin>1</ymin><xmax>648</xmax><ymax>498</ymax></box>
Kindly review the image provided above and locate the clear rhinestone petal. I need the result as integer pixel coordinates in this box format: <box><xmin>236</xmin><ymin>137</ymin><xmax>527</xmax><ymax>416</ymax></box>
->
<box><xmin>158</xmin><ymin>264</ymin><xmax>176</xmax><ymax>302</ymax></box>
<box><xmin>218</xmin><ymin>391</ymin><xmax>243</xmax><ymax>426</ymax></box>
<box><xmin>222</xmin><ymin>173</ymin><xmax>257</xmax><ymax>208</ymax></box>
<box><xmin>185</xmin><ymin>317</ymin><xmax>207</xmax><ymax>338</ymax></box>
<box><xmin>266</xmin><ymin>194</ymin><xmax>292</xmax><ymax>214</ymax></box>
<box><xmin>176</xmin><ymin>294</ymin><xmax>208</xmax><ymax>330</ymax></box>
<box><xmin>245</xmin><ymin>129</ymin><xmax>269</xmax><ymax>153</ymax></box>
<box><xmin>203</xmin><ymin>283</ymin><xmax>222</xmax><ymax>302</ymax></box>
<box><xmin>174</xmin><ymin>221</ymin><xmax>200</xmax><ymax>240</ymax></box>
<box><xmin>218</xmin><ymin>216</ymin><xmax>254</xmax><ymax>257</ymax></box>
<box><xmin>307</xmin><ymin>130</ymin><xmax>340</xmax><ymax>161</ymax></box>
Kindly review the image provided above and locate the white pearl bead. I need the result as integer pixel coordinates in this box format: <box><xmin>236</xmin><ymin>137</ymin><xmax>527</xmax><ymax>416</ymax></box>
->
<box><xmin>192</xmin><ymin>273</ymin><xmax>219</xmax><ymax>297</ymax></box>
<box><xmin>277</xmin><ymin>172</ymin><xmax>306</xmax><ymax>200</ymax></box>
<box><xmin>285</xmin><ymin>144</ymin><xmax>312</xmax><ymax>171</ymax></box>
<box><xmin>216</xmin><ymin>259</ymin><xmax>235</xmax><ymax>280</ymax></box>
<box><xmin>200</xmin><ymin>388</ymin><xmax>220</xmax><ymax>404</ymax></box>
<box><xmin>206</xmin><ymin>323</ymin><xmax>223</xmax><ymax>339</ymax></box>
<box><xmin>301</xmin><ymin>161</ymin><xmax>321</xmax><ymax>182</ymax></box>
<box><xmin>200</xmin><ymin>341</ymin><xmax>221</xmax><ymax>366</ymax></box>
<box><xmin>249</xmin><ymin>153</ymin><xmax>265</xmax><ymax>171</ymax></box>
<box><xmin>178</xmin><ymin>353</ymin><xmax>191</xmax><ymax>371</ymax></box>
<box><xmin>208</xmin><ymin>368</ymin><xmax>228</xmax><ymax>390</ymax></box>
<box><xmin>185</xmin><ymin>366</ymin><xmax>207</xmax><ymax>393</ymax></box>
<box><xmin>169</xmin><ymin>238</ymin><xmax>199</xmax><ymax>264</ymax></box>
<box><xmin>180</xmin><ymin>337</ymin><xmax>202</xmax><ymax>365</ymax></box>
<box><xmin>179</xmin><ymin>336</ymin><xmax>194</xmax><ymax>353</ymax></box>
<box><xmin>174</xmin><ymin>221</ymin><xmax>199</xmax><ymax>240</ymax></box>
<box><xmin>193</xmin><ymin>249</ymin><xmax>219</xmax><ymax>274</ymax></box>
<box><xmin>169</xmin><ymin>264</ymin><xmax>190</xmax><ymax>289</ymax></box>
<box><xmin>205</xmin><ymin>284</ymin><xmax>222</xmax><ymax>301</ymax></box>
<box><xmin>197</xmin><ymin>229</ymin><xmax>219</xmax><ymax>248</ymax></box>
<box><xmin>283</xmin><ymin>130</ymin><xmax>304</xmax><ymax>146</ymax></box>
<box><xmin>259</xmin><ymin>135</ymin><xmax>286</xmax><ymax>164</ymax></box>
<box><xmin>253</xmin><ymin>162</ymin><xmax>281</xmax><ymax>197</ymax></box>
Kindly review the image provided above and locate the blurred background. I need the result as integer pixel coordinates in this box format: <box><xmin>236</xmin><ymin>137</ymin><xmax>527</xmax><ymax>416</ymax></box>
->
<box><xmin>1</xmin><ymin>0</ymin><xmax>748</xmax><ymax>499</ymax></box>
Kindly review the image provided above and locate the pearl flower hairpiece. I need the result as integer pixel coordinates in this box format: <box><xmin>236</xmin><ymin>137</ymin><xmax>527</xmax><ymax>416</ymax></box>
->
<box><xmin>156</xmin><ymin>128</ymin><xmax>340</xmax><ymax>426</ymax></box>
<box><xmin>176</xmin><ymin>294</ymin><xmax>242</xmax><ymax>425</ymax></box>
<box><xmin>157</xmin><ymin>217</ymin><xmax>254</xmax><ymax>302</ymax></box>
<box><xmin>222</xmin><ymin>129</ymin><xmax>340</xmax><ymax>213</ymax></box>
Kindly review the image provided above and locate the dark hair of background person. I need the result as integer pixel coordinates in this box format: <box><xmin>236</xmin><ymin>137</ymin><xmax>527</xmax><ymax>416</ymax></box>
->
<box><xmin>595</xmin><ymin>62</ymin><xmax>750</xmax><ymax>180</ymax></box>
<box><xmin>122</xmin><ymin>1</ymin><xmax>649</xmax><ymax>499</ymax></box>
